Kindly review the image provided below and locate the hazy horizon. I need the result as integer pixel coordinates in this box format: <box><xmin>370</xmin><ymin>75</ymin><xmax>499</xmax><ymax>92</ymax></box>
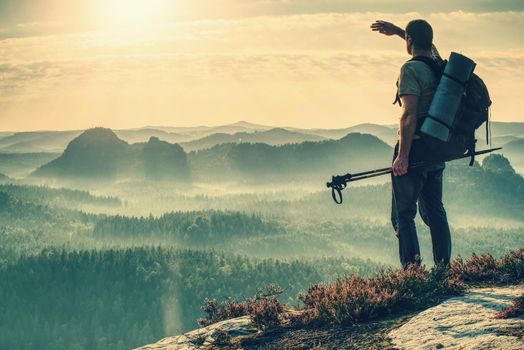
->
<box><xmin>2</xmin><ymin>120</ymin><xmax>392</xmax><ymax>133</ymax></box>
<box><xmin>2</xmin><ymin>119</ymin><xmax>524</xmax><ymax>133</ymax></box>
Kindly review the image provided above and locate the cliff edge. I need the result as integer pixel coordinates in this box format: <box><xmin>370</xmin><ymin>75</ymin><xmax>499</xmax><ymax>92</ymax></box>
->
<box><xmin>136</xmin><ymin>284</ymin><xmax>523</xmax><ymax>350</ymax></box>
<box><xmin>389</xmin><ymin>284</ymin><xmax>523</xmax><ymax>350</ymax></box>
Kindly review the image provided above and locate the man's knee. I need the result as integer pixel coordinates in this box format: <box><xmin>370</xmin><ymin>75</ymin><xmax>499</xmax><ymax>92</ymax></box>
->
<box><xmin>397</xmin><ymin>205</ymin><xmax>418</xmax><ymax>223</ymax></box>
<box><xmin>429</xmin><ymin>205</ymin><xmax>448</xmax><ymax>223</ymax></box>
<box><xmin>421</xmin><ymin>200</ymin><xmax>447</xmax><ymax>221</ymax></box>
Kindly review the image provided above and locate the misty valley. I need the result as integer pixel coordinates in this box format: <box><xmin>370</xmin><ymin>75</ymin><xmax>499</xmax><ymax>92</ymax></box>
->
<box><xmin>0</xmin><ymin>122</ymin><xmax>523</xmax><ymax>349</ymax></box>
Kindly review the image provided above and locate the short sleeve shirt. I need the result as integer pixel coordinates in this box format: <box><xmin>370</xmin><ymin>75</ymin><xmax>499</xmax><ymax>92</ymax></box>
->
<box><xmin>396</xmin><ymin>60</ymin><xmax>439</xmax><ymax>119</ymax></box>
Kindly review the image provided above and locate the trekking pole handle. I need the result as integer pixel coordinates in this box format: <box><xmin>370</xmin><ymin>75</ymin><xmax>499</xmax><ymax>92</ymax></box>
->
<box><xmin>331</xmin><ymin>186</ymin><xmax>343</xmax><ymax>204</ymax></box>
<box><xmin>326</xmin><ymin>174</ymin><xmax>350</xmax><ymax>204</ymax></box>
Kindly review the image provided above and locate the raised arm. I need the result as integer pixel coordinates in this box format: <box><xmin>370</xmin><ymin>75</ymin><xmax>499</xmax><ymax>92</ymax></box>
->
<box><xmin>370</xmin><ymin>20</ymin><xmax>405</xmax><ymax>39</ymax></box>
<box><xmin>371</xmin><ymin>20</ymin><xmax>441</xmax><ymax>59</ymax></box>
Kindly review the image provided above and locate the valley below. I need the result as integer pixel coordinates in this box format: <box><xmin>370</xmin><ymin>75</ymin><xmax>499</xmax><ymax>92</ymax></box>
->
<box><xmin>0</xmin><ymin>122</ymin><xmax>523</xmax><ymax>349</ymax></box>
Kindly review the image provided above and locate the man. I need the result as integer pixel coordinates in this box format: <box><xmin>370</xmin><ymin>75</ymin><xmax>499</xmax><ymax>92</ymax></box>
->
<box><xmin>370</xmin><ymin>19</ymin><xmax>452</xmax><ymax>268</ymax></box>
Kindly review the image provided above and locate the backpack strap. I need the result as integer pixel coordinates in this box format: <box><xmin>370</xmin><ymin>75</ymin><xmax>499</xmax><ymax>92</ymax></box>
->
<box><xmin>409</xmin><ymin>56</ymin><xmax>445</xmax><ymax>77</ymax></box>
<box><xmin>486</xmin><ymin>107</ymin><xmax>492</xmax><ymax>146</ymax></box>
<box><xmin>468</xmin><ymin>137</ymin><xmax>476</xmax><ymax>166</ymax></box>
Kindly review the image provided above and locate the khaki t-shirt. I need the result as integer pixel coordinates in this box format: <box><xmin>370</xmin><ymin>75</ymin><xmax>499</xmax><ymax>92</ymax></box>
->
<box><xmin>396</xmin><ymin>58</ymin><xmax>444</xmax><ymax>167</ymax></box>
<box><xmin>397</xmin><ymin>60</ymin><xmax>439</xmax><ymax>119</ymax></box>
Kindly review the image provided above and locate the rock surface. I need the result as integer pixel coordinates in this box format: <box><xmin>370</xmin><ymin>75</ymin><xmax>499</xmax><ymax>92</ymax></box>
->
<box><xmin>137</xmin><ymin>285</ymin><xmax>523</xmax><ymax>350</ymax></box>
<box><xmin>134</xmin><ymin>316</ymin><xmax>260</xmax><ymax>350</ymax></box>
<box><xmin>389</xmin><ymin>284</ymin><xmax>524</xmax><ymax>350</ymax></box>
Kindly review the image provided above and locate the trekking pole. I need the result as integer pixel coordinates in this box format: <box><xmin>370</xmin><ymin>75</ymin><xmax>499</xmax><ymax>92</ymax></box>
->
<box><xmin>326</xmin><ymin>147</ymin><xmax>502</xmax><ymax>204</ymax></box>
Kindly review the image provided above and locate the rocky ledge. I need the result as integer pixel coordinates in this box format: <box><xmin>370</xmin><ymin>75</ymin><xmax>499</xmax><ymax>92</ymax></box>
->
<box><xmin>389</xmin><ymin>284</ymin><xmax>524</xmax><ymax>350</ymax></box>
<box><xmin>137</xmin><ymin>284</ymin><xmax>523</xmax><ymax>350</ymax></box>
<box><xmin>135</xmin><ymin>315</ymin><xmax>261</xmax><ymax>350</ymax></box>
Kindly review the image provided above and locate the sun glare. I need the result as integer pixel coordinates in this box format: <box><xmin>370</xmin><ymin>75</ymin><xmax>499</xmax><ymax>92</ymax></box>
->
<box><xmin>98</xmin><ymin>0</ymin><xmax>172</xmax><ymax>29</ymax></box>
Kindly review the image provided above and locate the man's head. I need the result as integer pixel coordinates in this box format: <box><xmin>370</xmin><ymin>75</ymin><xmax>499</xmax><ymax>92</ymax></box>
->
<box><xmin>405</xmin><ymin>19</ymin><xmax>433</xmax><ymax>55</ymax></box>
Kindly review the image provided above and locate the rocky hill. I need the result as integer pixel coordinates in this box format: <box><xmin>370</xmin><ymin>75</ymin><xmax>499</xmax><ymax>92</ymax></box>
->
<box><xmin>143</xmin><ymin>137</ymin><xmax>190</xmax><ymax>181</ymax></box>
<box><xmin>32</xmin><ymin>128</ymin><xmax>190</xmax><ymax>181</ymax></box>
<box><xmin>33</xmin><ymin>128</ymin><xmax>131</xmax><ymax>180</ymax></box>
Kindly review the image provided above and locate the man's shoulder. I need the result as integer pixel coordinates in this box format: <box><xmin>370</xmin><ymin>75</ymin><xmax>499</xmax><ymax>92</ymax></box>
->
<box><xmin>400</xmin><ymin>60</ymin><xmax>434</xmax><ymax>77</ymax></box>
<box><xmin>401</xmin><ymin>60</ymin><xmax>429</xmax><ymax>71</ymax></box>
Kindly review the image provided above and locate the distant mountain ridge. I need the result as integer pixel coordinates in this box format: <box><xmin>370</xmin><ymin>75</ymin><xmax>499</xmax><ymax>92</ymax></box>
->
<box><xmin>0</xmin><ymin>152</ymin><xmax>60</xmax><ymax>178</ymax></box>
<box><xmin>113</xmin><ymin>129</ymin><xmax>192</xmax><ymax>144</ymax></box>
<box><xmin>188</xmin><ymin>132</ymin><xmax>392</xmax><ymax>182</ymax></box>
<box><xmin>2</xmin><ymin>121</ymin><xmax>522</xmax><ymax>154</ymax></box>
<box><xmin>32</xmin><ymin>128</ymin><xmax>392</xmax><ymax>183</ymax></box>
<box><xmin>298</xmin><ymin>123</ymin><xmax>398</xmax><ymax>145</ymax></box>
<box><xmin>6</xmin><ymin>121</ymin><xmax>524</xmax><ymax>179</ymax></box>
<box><xmin>0</xmin><ymin>130</ymin><xmax>82</xmax><ymax>153</ymax></box>
<box><xmin>180</xmin><ymin>128</ymin><xmax>327</xmax><ymax>152</ymax></box>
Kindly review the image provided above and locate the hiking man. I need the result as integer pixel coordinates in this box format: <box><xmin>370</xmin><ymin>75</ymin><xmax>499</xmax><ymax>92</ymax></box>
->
<box><xmin>371</xmin><ymin>19</ymin><xmax>452</xmax><ymax>268</ymax></box>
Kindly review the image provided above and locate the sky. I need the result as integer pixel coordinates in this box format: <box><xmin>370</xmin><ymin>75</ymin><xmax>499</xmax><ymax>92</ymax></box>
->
<box><xmin>0</xmin><ymin>0</ymin><xmax>523</xmax><ymax>131</ymax></box>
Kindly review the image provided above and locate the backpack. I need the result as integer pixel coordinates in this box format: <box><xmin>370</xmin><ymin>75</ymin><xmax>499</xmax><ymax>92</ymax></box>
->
<box><xmin>395</xmin><ymin>55</ymin><xmax>492</xmax><ymax>165</ymax></box>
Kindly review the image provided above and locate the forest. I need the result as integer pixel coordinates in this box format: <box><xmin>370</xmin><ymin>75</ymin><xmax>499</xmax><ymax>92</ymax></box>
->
<box><xmin>0</xmin><ymin>248</ymin><xmax>380</xmax><ymax>350</ymax></box>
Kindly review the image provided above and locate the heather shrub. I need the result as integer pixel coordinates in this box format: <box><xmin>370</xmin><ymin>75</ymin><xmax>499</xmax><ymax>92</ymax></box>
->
<box><xmin>449</xmin><ymin>253</ymin><xmax>499</xmax><ymax>283</ymax></box>
<box><xmin>245</xmin><ymin>291</ymin><xmax>284</xmax><ymax>328</ymax></box>
<box><xmin>450</xmin><ymin>248</ymin><xmax>524</xmax><ymax>284</ymax></box>
<box><xmin>298</xmin><ymin>264</ymin><xmax>464</xmax><ymax>325</ymax></box>
<box><xmin>198</xmin><ymin>298</ymin><xmax>250</xmax><ymax>326</ymax></box>
<box><xmin>199</xmin><ymin>284</ymin><xmax>285</xmax><ymax>329</ymax></box>
<box><xmin>495</xmin><ymin>293</ymin><xmax>524</xmax><ymax>319</ymax></box>
<box><xmin>297</xmin><ymin>249</ymin><xmax>523</xmax><ymax>326</ymax></box>
<box><xmin>497</xmin><ymin>248</ymin><xmax>524</xmax><ymax>282</ymax></box>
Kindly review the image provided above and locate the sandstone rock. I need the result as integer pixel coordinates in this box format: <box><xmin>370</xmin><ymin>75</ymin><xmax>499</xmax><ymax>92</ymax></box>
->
<box><xmin>389</xmin><ymin>284</ymin><xmax>524</xmax><ymax>350</ymax></box>
<box><xmin>134</xmin><ymin>315</ymin><xmax>260</xmax><ymax>350</ymax></box>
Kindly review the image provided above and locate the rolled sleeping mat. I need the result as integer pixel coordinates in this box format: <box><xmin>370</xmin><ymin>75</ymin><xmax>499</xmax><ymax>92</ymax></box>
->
<box><xmin>420</xmin><ymin>52</ymin><xmax>476</xmax><ymax>142</ymax></box>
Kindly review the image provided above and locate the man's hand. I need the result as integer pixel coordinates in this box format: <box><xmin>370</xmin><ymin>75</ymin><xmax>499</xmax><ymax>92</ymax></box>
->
<box><xmin>370</xmin><ymin>20</ymin><xmax>405</xmax><ymax>37</ymax></box>
<box><xmin>392</xmin><ymin>155</ymin><xmax>409</xmax><ymax>176</ymax></box>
